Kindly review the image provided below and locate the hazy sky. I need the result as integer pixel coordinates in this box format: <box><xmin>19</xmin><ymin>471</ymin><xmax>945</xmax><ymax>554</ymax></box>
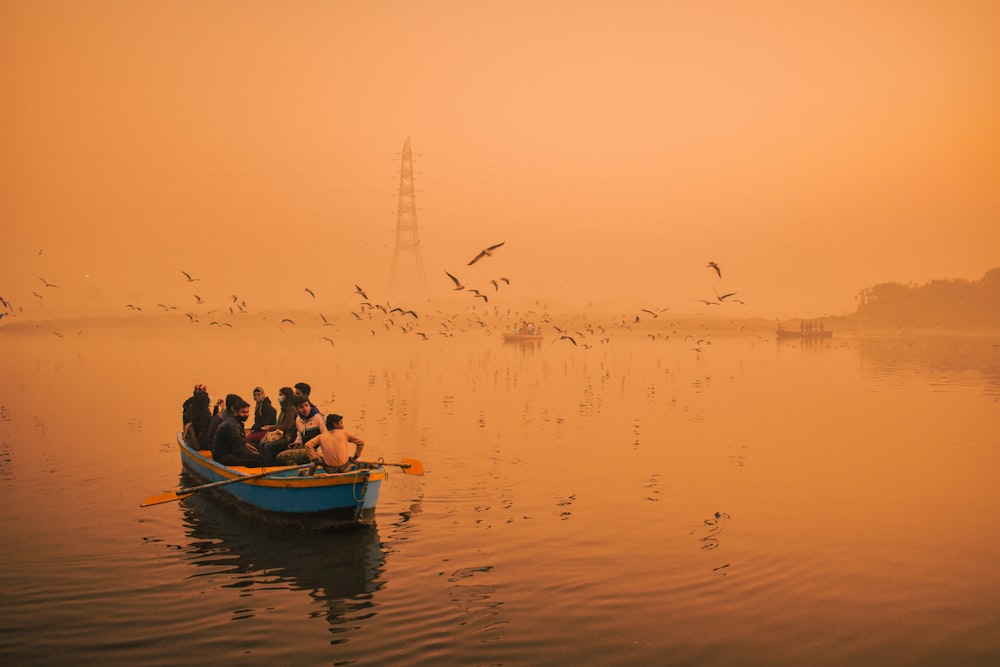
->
<box><xmin>2</xmin><ymin>0</ymin><xmax>997</xmax><ymax>319</ymax></box>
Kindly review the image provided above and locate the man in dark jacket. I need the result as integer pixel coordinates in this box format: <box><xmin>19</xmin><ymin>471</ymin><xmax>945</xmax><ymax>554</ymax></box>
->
<box><xmin>211</xmin><ymin>397</ymin><xmax>263</xmax><ymax>467</ymax></box>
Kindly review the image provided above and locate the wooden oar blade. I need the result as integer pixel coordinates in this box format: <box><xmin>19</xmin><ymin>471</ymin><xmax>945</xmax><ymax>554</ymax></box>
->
<box><xmin>399</xmin><ymin>458</ymin><xmax>424</xmax><ymax>476</ymax></box>
<box><xmin>357</xmin><ymin>458</ymin><xmax>424</xmax><ymax>476</ymax></box>
<box><xmin>140</xmin><ymin>490</ymin><xmax>193</xmax><ymax>507</ymax></box>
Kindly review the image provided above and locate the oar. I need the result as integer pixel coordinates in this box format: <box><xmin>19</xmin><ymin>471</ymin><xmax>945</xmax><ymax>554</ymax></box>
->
<box><xmin>140</xmin><ymin>464</ymin><xmax>313</xmax><ymax>507</ymax></box>
<box><xmin>358</xmin><ymin>457</ymin><xmax>424</xmax><ymax>476</ymax></box>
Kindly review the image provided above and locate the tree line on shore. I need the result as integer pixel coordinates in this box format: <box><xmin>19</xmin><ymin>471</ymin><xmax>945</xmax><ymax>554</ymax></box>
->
<box><xmin>850</xmin><ymin>267</ymin><xmax>1000</xmax><ymax>328</ymax></box>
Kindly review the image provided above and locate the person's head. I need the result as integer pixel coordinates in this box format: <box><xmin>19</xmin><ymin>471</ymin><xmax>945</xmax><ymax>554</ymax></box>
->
<box><xmin>252</xmin><ymin>386</ymin><xmax>265</xmax><ymax>403</ymax></box>
<box><xmin>224</xmin><ymin>393</ymin><xmax>241</xmax><ymax>412</ymax></box>
<box><xmin>232</xmin><ymin>398</ymin><xmax>251</xmax><ymax>422</ymax></box>
<box><xmin>193</xmin><ymin>383</ymin><xmax>208</xmax><ymax>395</ymax></box>
<box><xmin>277</xmin><ymin>386</ymin><xmax>294</xmax><ymax>405</ymax></box>
<box><xmin>293</xmin><ymin>382</ymin><xmax>311</xmax><ymax>399</ymax></box>
<box><xmin>326</xmin><ymin>414</ymin><xmax>343</xmax><ymax>430</ymax></box>
<box><xmin>291</xmin><ymin>394</ymin><xmax>311</xmax><ymax>417</ymax></box>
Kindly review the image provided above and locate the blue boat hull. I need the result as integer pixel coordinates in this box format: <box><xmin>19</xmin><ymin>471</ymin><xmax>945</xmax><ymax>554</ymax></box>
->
<box><xmin>176</xmin><ymin>433</ymin><xmax>384</xmax><ymax>530</ymax></box>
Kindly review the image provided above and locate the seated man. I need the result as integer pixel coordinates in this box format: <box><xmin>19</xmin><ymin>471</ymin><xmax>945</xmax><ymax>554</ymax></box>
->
<box><xmin>211</xmin><ymin>397</ymin><xmax>264</xmax><ymax>467</ymax></box>
<box><xmin>305</xmin><ymin>414</ymin><xmax>365</xmax><ymax>472</ymax></box>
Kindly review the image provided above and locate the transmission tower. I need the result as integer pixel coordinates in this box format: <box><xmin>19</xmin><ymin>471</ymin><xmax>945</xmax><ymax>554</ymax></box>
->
<box><xmin>388</xmin><ymin>137</ymin><xmax>428</xmax><ymax>299</ymax></box>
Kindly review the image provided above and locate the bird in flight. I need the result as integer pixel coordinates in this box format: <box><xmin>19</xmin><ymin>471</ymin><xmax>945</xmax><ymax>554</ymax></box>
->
<box><xmin>707</xmin><ymin>261</ymin><xmax>722</xmax><ymax>279</ymax></box>
<box><xmin>468</xmin><ymin>242</ymin><xmax>505</xmax><ymax>266</ymax></box>
<box><xmin>280</xmin><ymin>318</ymin><xmax>296</xmax><ymax>325</ymax></box>
<box><xmin>320</xmin><ymin>313</ymin><xmax>334</xmax><ymax>326</ymax></box>
<box><xmin>714</xmin><ymin>288</ymin><xmax>738</xmax><ymax>302</ymax></box>
<box><xmin>355</xmin><ymin>284</ymin><xmax>368</xmax><ymax>300</ymax></box>
<box><xmin>552</xmin><ymin>334</ymin><xmax>577</xmax><ymax>346</ymax></box>
<box><xmin>445</xmin><ymin>271</ymin><xmax>465</xmax><ymax>290</ymax></box>
<box><xmin>38</xmin><ymin>276</ymin><xmax>59</xmax><ymax>288</ymax></box>
<box><xmin>319</xmin><ymin>336</ymin><xmax>335</xmax><ymax>347</ymax></box>
<box><xmin>181</xmin><ymin>270</ymin><xmax>200</xmax><ymax>282</ymax></box>
<box><xmin>303</xmin><ymin>288</ymin><xmax>315</xmax><ymax>298</ymax></box>
<box><xmin>640</xmin><ymin>307</ymin><xmax>668</xmax><ymax>318</ymax></box>
<box><xmin>194</xmin><ymin>295</ymin><xmax>204</xmax><ymax>304</ymax></box>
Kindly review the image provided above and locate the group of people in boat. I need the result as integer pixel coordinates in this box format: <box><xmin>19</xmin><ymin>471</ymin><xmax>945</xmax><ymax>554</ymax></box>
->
<box><xmin>511</xmin><ymin>322</ymin><xmax>539</xmax><ymax>335</ymax></box>
<box><xmin>181</xmin><ymin>382</ymin><xmax>365</xmax><ymax>473</ymax></box>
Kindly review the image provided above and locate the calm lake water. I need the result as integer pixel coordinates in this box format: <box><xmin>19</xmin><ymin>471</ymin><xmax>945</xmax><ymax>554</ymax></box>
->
<box><xmin>1</xmin><ymin>319</ymin><xmax>998</xmax><ymax>666</ymax></box>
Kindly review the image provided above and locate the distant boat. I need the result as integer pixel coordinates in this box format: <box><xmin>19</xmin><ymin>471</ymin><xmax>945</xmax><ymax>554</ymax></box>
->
<box><xmin>776</xmin><ymin>320</ymin><xmax>833</xmax><ymax>340</ymax></box>
<box><xmin>503</xmin><ymin>323</ymin><xmax>544</xmax><ymax>342</ymax></box>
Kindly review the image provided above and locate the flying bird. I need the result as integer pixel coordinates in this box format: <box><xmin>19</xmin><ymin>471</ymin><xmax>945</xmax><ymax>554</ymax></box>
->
<box><xmin>181</xmin><ymin>270</ymin><xmax>200</xmax><ymax>282</ymax></box>
<box><xmin>280</xmin><ymin>318</ymin><xmax>296</xmax><ymax>325</ymax></box>
<box><xmin>320</xmin><ymin>313</ymin><xmax>334</xmax><ymax>326</ymax></box>
<box><xmin>194</xmin><ymin>295</ymin><xmax>204</xmax><ymax>304</ymax></box>
<box><xmin>468</xmin><ymin>242</ymin><xmax>505</xmax><ymax>265</ymax></box>
<box><xmin>355</xmin><ymin>284</ymin><xmax>368</xmax><ymax>299</ymax></box>
<box><xmin>445</xmin><ymin>271</ymin><xmax>465</xmax><ymax>290</ymax></box>
<box><xmin>552</xmin><ymin>334</ymin><xmax>577</xmax><ymax>346</ymax></box>
<box><xmin>714</xmin><ymin>288</ymin><xmax>738</xmax><ymax>302</ymax></box>
<box><xmin>303</xmin><ymin>288</ymin><xmax>315</xmax><ymax>298</ymax></box>
<box><xmin>707</xmin><ymin>262</ymin><xmax>722</xmax><ymax>279</ymax></box>
<box><xmin>38</xmin><ymin>276</ymin><xmax>59</xmax><ymax>288</ymax></box>
<box><xmin>319</xmin><ymin>336</ymin><xmax>335</xmax><ymax>346</ymax></box>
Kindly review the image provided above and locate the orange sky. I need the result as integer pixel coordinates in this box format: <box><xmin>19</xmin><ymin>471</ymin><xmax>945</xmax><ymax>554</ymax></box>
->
<box><xmin>1</xmin><ymin>0</ymin><xmax>997</xmax><ymax>319</ymax></box>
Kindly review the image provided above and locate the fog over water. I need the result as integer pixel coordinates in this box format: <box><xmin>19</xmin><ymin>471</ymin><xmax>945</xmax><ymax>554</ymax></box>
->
<box><xmin>1</xmin><ymin>2</ymin><xmax>998</xmax><ymax>321</ymax></box>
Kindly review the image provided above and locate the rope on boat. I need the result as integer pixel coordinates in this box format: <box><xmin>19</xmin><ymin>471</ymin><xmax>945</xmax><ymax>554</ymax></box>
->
<box><xmin>352</xmin><ymin>468</ymin><xmax>371</xmax><ymax>521</ymax></box>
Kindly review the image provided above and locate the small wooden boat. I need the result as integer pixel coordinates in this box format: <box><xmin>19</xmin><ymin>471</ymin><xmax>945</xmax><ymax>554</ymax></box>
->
<box><xmin>174</xmin><ymin>433</ymin><xmax>385</xmax><ymax>530</ymax></box>
<box><xmin>776</xmin><ymin>320</ymin><xmax>833</xmax><ymax>340</ymax></box>
<box><xmin>503</xmin><ymin>324</ymin><xmax>544</xmax><ymax>342</ymax></box>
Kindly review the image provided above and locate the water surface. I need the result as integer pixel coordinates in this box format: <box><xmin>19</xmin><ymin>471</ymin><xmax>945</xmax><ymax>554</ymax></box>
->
<box><xmin>0</xmin><ymin>323</ymin><xmax>997</xmax><ymax>665</ymax></box>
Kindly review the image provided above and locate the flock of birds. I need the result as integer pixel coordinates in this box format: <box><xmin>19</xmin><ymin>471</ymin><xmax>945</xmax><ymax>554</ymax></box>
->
<box><xmin>1</xmin><ymin>247</ymin><xmax>756</xmax><ymax>352</ymax></box>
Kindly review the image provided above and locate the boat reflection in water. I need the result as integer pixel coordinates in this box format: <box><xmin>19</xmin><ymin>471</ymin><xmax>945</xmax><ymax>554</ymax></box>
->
<box><xmin>177</xmin><ymin>491</ymin><xmax>386</xmax><ymax>643</ymax></box>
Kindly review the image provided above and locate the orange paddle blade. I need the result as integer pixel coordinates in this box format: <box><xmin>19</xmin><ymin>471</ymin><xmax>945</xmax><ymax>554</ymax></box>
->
<box><xmin>140</xmin><ymin>490</ymin><xmax>194</xmax><ymax>507</ymax></box>
<box><xmin>399</xmin><ymin>458</ymin><xmax>424</xmax><ymax>476</ymax></box>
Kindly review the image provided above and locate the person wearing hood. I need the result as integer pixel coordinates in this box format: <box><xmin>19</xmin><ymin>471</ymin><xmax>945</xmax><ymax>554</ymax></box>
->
<box><xmin>244</xmin><ymin>386</ymin><xmax>278</xmax><ymax>447</ymax></box>
<box><xmin>182</xmin><ymin>385</ymin><xmax>213</xmax><ymax>448</ymax></box>
<box><xmin>250</xmin><ymin>387</ymin><xmax>277</xmax><ymax>432</ymax></box>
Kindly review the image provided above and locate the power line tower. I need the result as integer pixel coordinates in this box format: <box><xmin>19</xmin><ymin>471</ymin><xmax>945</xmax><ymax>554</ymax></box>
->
<box><xmin>388</xmin><ymin>137</ymin><xmax>428</xmax><ymax>299</ymax></box>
